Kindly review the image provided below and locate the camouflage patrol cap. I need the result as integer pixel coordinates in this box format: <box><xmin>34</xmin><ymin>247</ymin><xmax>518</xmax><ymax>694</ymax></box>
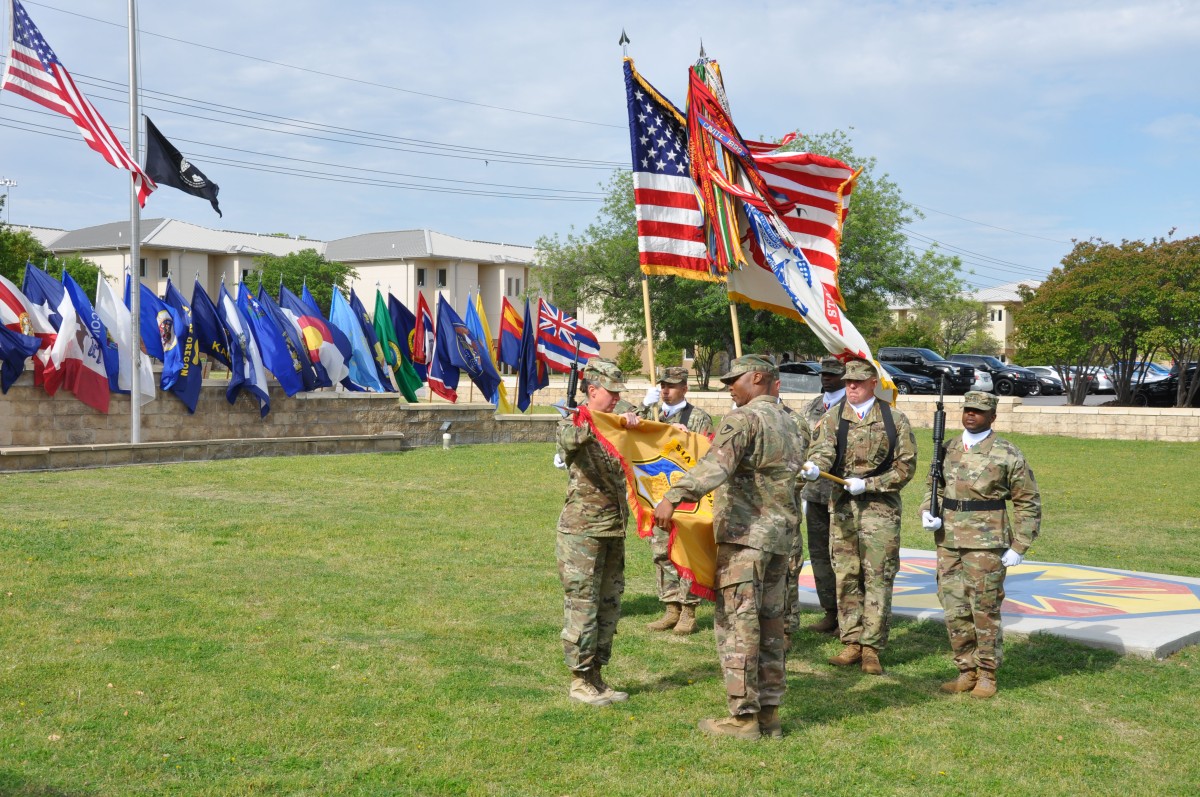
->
<box><xmin>963</xmin><ymin>390</ymin><xmax>998</xmax><ymax>412</ymax></box>
<box><xmin>583</xmin><ymin>358</ymin><xmax>626</xmax><ymax>392</ymax></box>
<box><xmin>819</xmin><ymin>356</ymin><xmax>846</xmax><ymax>376</ymax></box>
<box><xmin>718</xmin><ymin>354</ymin><xmax>779</xmax><ymax>383</ymax></box>
<box><xmin>658</xmin><ymin>366</ymin><xmax>689</xmax><ymax>385</ymax></box>
<box><xmin>842</xmin><ymin>358</ymin><xmax>877</xmax><ymax>381</ymax></box>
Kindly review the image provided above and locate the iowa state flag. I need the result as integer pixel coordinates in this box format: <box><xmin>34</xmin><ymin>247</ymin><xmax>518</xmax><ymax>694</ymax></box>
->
<box><xmin>576</xmin><ymin>406</ymin><xmax>716</xmax><ymax>599</ymax></box>
<box><xmin>45</xmin><ymin>271</ymin><xmax>111</xmax><ymax>413</ymax></box>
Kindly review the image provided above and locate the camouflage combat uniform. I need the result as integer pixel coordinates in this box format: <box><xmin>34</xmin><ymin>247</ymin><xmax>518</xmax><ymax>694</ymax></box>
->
<box><xmin>800</xmin><ymin>392</ymin><xmax>839</xmax><ymax>618</ymax></box>
<box><xmin>637</xmin><ymin>399</ymin><xmax>715</xmax><ymax>608</ymax></box>
<box><xmin>779</xmin><ymin>404</ymin><xmax>812</xmax><ymax>635</ymax></box>
<box><xmin>922</xmin><ymin>432</ymin><xmax>1041</xmax><ymax>673</ymax></box>
<box><xmin>807</xmin><ymin>400</ymin><xmax>917</xmax><ymax>651</ymax></box>
<box><xmin>664</xmin><ymin>395</ymin><xmax>803</xmax><ymax>716</ymax></box>
<box><xmin>555</xmin><ymin>403</ymin><xmax>630</xmax><ymax>675</ymax></box>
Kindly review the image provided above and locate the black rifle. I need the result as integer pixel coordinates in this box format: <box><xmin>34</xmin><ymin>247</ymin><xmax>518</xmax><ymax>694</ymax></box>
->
<box><xmin>929</xmin><ymin>375</ymin><xmax>948</xmax><ymax>518</ymax></box>
<box><xmin>565</xmin><ymin>338</ymin><xmax>583</xmax><ymax>409</ymax></box>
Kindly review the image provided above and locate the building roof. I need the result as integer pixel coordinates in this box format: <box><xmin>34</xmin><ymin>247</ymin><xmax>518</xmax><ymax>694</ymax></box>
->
<box><xmin>324</xmin><ymin>229</ymin><xmax>535</xmax><ymax>264</ymax></box>
<box><xmin>45</xmin><ymin>219</ymin><xmax>536</xmax><ymax>265</ymax></box>
<box><xmin>48</xmin><ymin>218</ymin><xmax>321</xmax><ymax>257</ymax></box>
<box><xmin>8</xmin><ymin>225</ymin><xmax>65</xmax><ymax>248</ymax></box>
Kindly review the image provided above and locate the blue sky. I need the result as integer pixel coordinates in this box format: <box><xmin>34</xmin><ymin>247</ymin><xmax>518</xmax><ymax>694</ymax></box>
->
<box><xmin>1</xmin><ymin>0</ymin><xmax>1197</xmax><ymax>290</ymax></box>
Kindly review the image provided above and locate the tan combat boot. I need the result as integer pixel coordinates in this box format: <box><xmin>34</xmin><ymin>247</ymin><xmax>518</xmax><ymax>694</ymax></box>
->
<box><xmin>673</xmin><ymin>605</ymin><xmax>698</xmax><ymax>636</ymax></box>
<box><xmin>940</xmin><ymin>669</ymin><xmax>979</xmax><ymax>694</ymax></box>
<box><xmin>647</xmin><ymin>603</ymin><xmax>681</xmax><ymax>632</ymax></box>
<box><xmin>588</xmin><ymin>668</ymin><xmax>628</xmax><ymax>703</ymax></box>
<box><xmin>758</xmin><ymin>705</ymin><xmax>782</xmax><ymax>739</ymax></box>
<box><xmin>568</xmin><ymin>673</ymin><xmax>613</xmax><ymax>707</ymax></box>
<box><xmin>806</xmin><ymin>611</ymin><xmax>839</xmax><ymax>634</ymax></box>
<box><xmin>828</xmin><ymin>643</ymin><xmax>862</xmax><ymax>667</ymax></box>
<box><xmin>971</xmin><ymin>669</ymin><xmax>997</xmax><ymax>699</ymax></box>
<box><xmin>698</xmin><ymin>713</ymin><xmax>761</xmax><ymax>740</ymax></box>
<box><xmin>861</xmin><ymin>646</ymin><xmax>884</xmax><ymax>675</ymax></box>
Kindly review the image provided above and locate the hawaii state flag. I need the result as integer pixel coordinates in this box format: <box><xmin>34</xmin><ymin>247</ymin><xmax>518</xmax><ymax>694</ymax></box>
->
<box><xmin>576</xmin><ymin>406</ymin><xmax>716</xmax><ymax>599</ymax></box>
<box><xmin>536</xmin><ymin>298</ymin><xmax>599</xmax><ymax>374</ymax></box>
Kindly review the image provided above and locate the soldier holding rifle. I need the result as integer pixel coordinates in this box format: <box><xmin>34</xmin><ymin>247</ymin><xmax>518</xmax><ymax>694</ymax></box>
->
<box><xmin>920</xmin><ymin>391</ymin><xmax>1041</xmax><ymax>699</ymax></box>
<box><xmin>800</xmin><ymin>358</ymin><xmax>917</xmax><ymax>676</ymax></box>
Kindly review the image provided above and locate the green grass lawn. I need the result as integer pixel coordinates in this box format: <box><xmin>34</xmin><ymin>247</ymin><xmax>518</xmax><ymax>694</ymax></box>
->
<box><xmin>1</xmin><ymin>433</ymin><xmax>1197</xmax><ymax>796</ymax></box>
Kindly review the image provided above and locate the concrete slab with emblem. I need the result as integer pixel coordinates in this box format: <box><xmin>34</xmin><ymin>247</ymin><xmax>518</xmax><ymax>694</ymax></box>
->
<box><xmin>798</xmin><ymin>548</ymin><xmax>1200</xmax><ymax>659</ymax></box>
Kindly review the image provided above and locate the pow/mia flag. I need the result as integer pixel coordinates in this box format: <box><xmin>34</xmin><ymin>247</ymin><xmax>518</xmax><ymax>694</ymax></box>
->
<box><xmin>143</xmin><ymin>116</ymin><xmax>222</xmax><ymax>216</ymax></box>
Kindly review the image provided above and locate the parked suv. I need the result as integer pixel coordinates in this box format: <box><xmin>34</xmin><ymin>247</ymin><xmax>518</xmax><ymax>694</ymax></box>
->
<box><xmin>949</xmin><ymin>354</ymin><xmax>1040</xmax><ymax>397</ymax></box>
<box><xmin>877</xmin><ymin>347</ymin><xmax>975</xmax><ymax>394</ymax></box>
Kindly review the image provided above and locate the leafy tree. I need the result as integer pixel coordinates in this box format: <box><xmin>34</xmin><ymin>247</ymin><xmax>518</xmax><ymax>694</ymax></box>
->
<box><xmin>0</xmin><ymin>222</ymin><xmax>104</xmax><ymax>302</ymax></box>
<box><xmin>1013</xmin><ymin>234</ymin><xmax>1199</xmax><ymax>405</ymax></box>
<box><xmin>249</xmin><ymin>249</ymin><xmax>358</xmax><ymax>315</ymax></box>
<box><xmin>535</xmin><ymin>131</ymin><xmax>963</xmax><ymax>386</ymax></box>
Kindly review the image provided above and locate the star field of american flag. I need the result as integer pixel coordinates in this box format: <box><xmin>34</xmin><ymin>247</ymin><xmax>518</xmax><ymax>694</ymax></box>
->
<box><xmin>629</xmin><ymin>88</ymin><xmax>690</xmax><ymax>178</ymax></box>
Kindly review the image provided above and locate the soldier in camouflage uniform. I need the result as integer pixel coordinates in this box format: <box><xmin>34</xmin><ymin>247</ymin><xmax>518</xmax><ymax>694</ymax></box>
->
<box><xmin>653</xmin><ymin>355</ymin><xmax>803</xmax><ymax>740</ymax></box>
<box><xmin>636</xmin><ymin>366</ymin><xmax>714</xmax><ymax>635</ymax></box>
<box><xmin>772</xmin><ymin>383</ymin><xmax>812</xmax><ymax>638</ymax></box>
<box><xmin>800</xmin><ymin>357</ymin><xmax>846</xmax><ymax>634</ymax></box>
<box><xmin>802</xmin><ymin>358</ymin><xmax>917</xmax><ymax>675</ymax></box>
<box><xmin>554</xmin><ymin>358</ymin><xmax>632</xmax><ymax>707</ymax></box>
<box><xmin>920</xmin><ymin>391</ymin><xmax>1041</xmax><ymax>699</ymax></box>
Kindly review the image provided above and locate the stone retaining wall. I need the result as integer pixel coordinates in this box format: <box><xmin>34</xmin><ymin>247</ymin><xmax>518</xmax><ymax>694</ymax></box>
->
<box><xmin>0</xmin><ymin>380</ymin><xmax>558</xmax><ymax>472</ymax></box>
<box><xmin>533</xmin><ymin>384</ymin><xmax>1200</xmax><ymax>442</ymax></box>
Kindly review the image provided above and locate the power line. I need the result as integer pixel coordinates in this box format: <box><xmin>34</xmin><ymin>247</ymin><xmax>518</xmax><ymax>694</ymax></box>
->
<box><xmin>24</xmin><ymin>0</ymin><xmax>624</xmax><ymax>130</ymax></box>
<box><xmin>908</xmin><ymin>201</ymin><xmax>1072</xmax><ymax>244</ymax></box>
<box><xmin>902</xmin><ymin>227</ymin><xmax>1048</xmax><ymax>276</ymax></box>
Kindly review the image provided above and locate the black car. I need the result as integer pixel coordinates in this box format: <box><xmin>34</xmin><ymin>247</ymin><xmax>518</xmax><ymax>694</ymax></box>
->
<box><xmin>877</xmin><ymin>347</ymin><xmax>975</xmax><ymax>394</ymax></box>
<box><xmin>1132</xmin><ymin>366</ymin><xmax>1200</xmax><ymax>407</ymax></box>
<box><xmin>949</xmin><ymin>354</ymin><xmax>1041</xmax><ymax>397</ymax></box>
<box><xmin>881</xmin><ymin>363</ymin><xmax>937</xmax><ymax>395</ymax></box>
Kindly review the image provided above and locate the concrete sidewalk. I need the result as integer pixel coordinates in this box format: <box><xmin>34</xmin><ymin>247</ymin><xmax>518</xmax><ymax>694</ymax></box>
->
<box><xmin>798</xmin><ymin>548</ymin><xmax>1200</xmax><ymax>659</ymax></box>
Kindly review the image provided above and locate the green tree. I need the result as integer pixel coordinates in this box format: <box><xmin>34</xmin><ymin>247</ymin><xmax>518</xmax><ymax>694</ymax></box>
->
<box><xmin>1013</xmin><ymin>234</ymin><xmax>1191</xmax><ymax>405</ymax></box>
<box><xmin>249</xmin><ymin>249</ymin><xmax>358</xmax><ymax>315</ymax></box>
<box><xmin>1145</xmin><ymin>234</ymin><xmax>1200</xmax><ymax>406</ymax></box>
<box><xmin>535</xmin><ymin>131</ymin><xmax>963</xmax><ymax>386</ymax></box>
<box><xmin>0</xmin><ymin>222</ymin><xmax>104</xmax><ymax>302</ymax></box>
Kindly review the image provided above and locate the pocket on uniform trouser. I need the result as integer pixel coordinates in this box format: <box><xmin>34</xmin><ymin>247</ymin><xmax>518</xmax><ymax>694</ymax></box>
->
<box><xmin>722</xmin><ymin>652</ymin><xmax>747</xmax><ymax>697</ymax></box>
<box><xmin>560</xmin><ymin>596</ymin><xmax>588</xmax><ymax>644</ymax></box>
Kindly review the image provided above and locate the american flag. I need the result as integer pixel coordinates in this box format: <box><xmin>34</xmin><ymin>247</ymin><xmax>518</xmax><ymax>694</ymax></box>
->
<box><xmin>536</xmin><ymin>298</ymin><xmax>599</xmax><ymax>374</ymax></box>
<box><xmin>1</xmin><ymin>0</ymin><xmax>156</xmax><ymax>206</ymax></box>
<box><xmin>623</xmin><ymin>59</ymin><xmax>711</xmax><ymax>281</ymax></box>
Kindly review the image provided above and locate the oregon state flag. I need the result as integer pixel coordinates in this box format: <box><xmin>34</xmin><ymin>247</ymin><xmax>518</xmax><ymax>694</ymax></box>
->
<box><xmin>576</xmin><ymin>406</ymin><xmax>717</xmax><ymax>600</ymax></box>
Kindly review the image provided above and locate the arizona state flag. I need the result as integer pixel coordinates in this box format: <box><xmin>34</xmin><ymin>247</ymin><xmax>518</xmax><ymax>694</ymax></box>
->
<box><xmin>575</xmin><ymin>407</ymin><xmax>717</xmax><ymax>599</ymax></box>
<box><xmin>143</xmin><ymin>116</ymin><xmax>222</xmax><ymax>216</ymax></box>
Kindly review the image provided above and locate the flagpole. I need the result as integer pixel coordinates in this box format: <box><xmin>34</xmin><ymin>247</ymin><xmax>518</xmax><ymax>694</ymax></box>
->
<box><xmin>127</xmin><ymin>0</ymin><xmax>142</xmax><ymax>444</ymax></box>
<box><xmin>729</xmin><ymin>301</ymin><xmax>743</xmax><ymax>358</ymax></box>
<box><xmin>639</xmin><ymin>273</ymin><xmax>659</xmax><ymax>420</ymax></box>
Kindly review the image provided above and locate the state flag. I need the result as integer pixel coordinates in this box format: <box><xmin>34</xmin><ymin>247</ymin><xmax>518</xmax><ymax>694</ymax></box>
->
<box><xmin>218</xmin><ymin>283</ymin><xmax>270</xmax><ymax>417</ymax></box>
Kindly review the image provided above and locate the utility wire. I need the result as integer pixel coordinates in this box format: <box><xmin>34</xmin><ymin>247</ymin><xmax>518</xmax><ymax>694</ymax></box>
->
<box><xmin>24</xmin><ymin>0</ymin><xmax>624</xmax><ymax>130</ymax></box>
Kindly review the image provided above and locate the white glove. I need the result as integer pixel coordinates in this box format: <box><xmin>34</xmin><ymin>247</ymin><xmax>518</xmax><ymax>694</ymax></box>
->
<box><xmin>553</xmin><ymin>453</ymin><xmax>567</xmax><ymax>470</ymax></box>
<box><xmin>800</xmin><ymin>462</ymin><xmax>820</xmax><ymax>482</ymax></box>
<box><xmin>921</xmin><ymin>510</ymin><xmax>943</xmax><ymax>531</ymax></box>
<box><xmin>1001</xmin><ymin>549</ymin><xmax>1023</xmax><ymax>568</ymax></box>
<box><xmin>845</xmin><ymin>477</ymin><xmax>867</xmax><ymax>496</ymax></box>
<box><xmin>642</xmin><ymin>386</ymin><xmax>661</xmax><ymax>407</ymax></box>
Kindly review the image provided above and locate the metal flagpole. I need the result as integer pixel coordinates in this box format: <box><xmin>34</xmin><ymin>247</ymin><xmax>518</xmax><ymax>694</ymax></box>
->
<box><xmin>128</xmin><ymin>0</ymin><xmax>143</xmax><ymax>444</ymax></box>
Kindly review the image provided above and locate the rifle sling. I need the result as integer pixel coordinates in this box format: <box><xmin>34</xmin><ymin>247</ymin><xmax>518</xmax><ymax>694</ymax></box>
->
<box><xmin>832</xmin><ymin>398</ymin><xmax>897</xmax><ymax>480</ymax></box>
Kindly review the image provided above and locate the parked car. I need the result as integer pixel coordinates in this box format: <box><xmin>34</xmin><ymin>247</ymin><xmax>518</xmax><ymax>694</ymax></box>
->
<box><xmin>881</xmin><ymin>363</ymin><xmax>938</xmax><ymax>395</ymax></box>
<box><xmin>948</xmin><ymin>353</ymin><xmax>1040</xmax><ymax>397</ymax></box>
<box><xmin>779</xmin><ymin>361</ymin><xmax>821</xmax><ymax>376</ymax></box>
<box><xmin>971</xmin><ymin>368</ymin><xmax>994</xmax><ymax>393</ymax></box>
<box><xmin>778</xmin><ymin>370</ymin><xmax>821</xmax><ymax>393</ymax></box>
<box><xmin>1025</xmin><ymin>366</ymin><xmax>1065</xmax><ymax>396</ymax></box>
<box><xmin>877</xmin><ymin>347</ymin><xmax>975</xmax><ymax>394</ymax></box>
<box><xmin>1109</xmin><ymin>361</ymin><xmax>1170</xmax><ymax>388</ymax></box>
<box><xmin>1132</xmin><ymin>365</ymin><xmax>1200</xmax><ymax>407</ymax></box>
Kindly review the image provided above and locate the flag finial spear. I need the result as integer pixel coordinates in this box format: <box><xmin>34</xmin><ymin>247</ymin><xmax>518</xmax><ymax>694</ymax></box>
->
<box><xmin>619</xmin><ymin>29</ymin><xmax>630</xmax><ymax>57</ymax></box>
<box><xmin>699</xmin><ymin>39</ymin><xmax>706</xmax><ymax>59</ymax></box>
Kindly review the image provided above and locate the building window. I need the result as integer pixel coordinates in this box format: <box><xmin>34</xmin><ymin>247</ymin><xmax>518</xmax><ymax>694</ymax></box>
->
<box><xmin>437</xmin><ymin>268</ymin><xmax>447</xmax><ymax>288</ymax></box>
<box><xmin>160</xmin><ymin>258</ymin><xmax>169</xmax><ymax>279</ymax></box>
<box><xmin>139</xmin><ymin>258</ymin><xmax>146</xmax><ymax>278</ymax></box>
<box><xmin>241</xmin><ymin>268</ymin><xmax>252</xmax><ymax>283</ymax></box>
<box><xmin>997</xmin><ymin>308</ymin><xmax>1004</xmax><ymax>321</ymax></box>
<box><xmin>514</xmin><ymin>277</ymin><xmax>520</xmax><ymax>296</ymax></box>
<box><xmin>417</xmin><ymin>268</ymin><xmax>426</xmax><ymax>287</ymax></box>
<box><xmin>506</xmin><ymin>277</ymin><xmax>513</xmax><ymax>295</ymax></box>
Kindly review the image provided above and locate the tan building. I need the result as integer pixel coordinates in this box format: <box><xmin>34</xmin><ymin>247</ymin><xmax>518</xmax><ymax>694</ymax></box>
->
<box><xmin>888</xmin><ymin>279</ymin><xmax>1041</xmax><ymax>361</ymax></box>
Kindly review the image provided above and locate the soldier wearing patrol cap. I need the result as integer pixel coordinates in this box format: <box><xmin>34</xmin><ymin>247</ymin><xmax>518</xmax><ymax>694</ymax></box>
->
<box><xmin>801</xmin><ymin>357</ymin><xmax>917</xmax><ymax>676</ymax></box>
<box><xmin>653</xmin><ymin>354</ymin><xmax>803</xmax><ymax>740</ymax></box>
<box><xmin>636</xmin><ymin>366</ymin><xmax>714</xmax><ymax>635</ymax></box>
<box><xmin>798</xmin><ymin>356</ymin><xmax>847</xmax><ymax>635</ymax></box>
<box><xmin>554</xmin><ymin>358</ymin><xmax>634</xmax><ymax>707</ymax></box>
<box><xmin>920</xmin><ymin>390</ymin><xmax>1041</xmax><ymax>699</ymax></box>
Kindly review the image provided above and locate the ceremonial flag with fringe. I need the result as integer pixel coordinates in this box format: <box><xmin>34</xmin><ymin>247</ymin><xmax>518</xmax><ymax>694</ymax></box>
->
<box><xmin>574</xmin><ymin>406</ymin><xmax>717</xmax><ymax>600</ymax></box>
